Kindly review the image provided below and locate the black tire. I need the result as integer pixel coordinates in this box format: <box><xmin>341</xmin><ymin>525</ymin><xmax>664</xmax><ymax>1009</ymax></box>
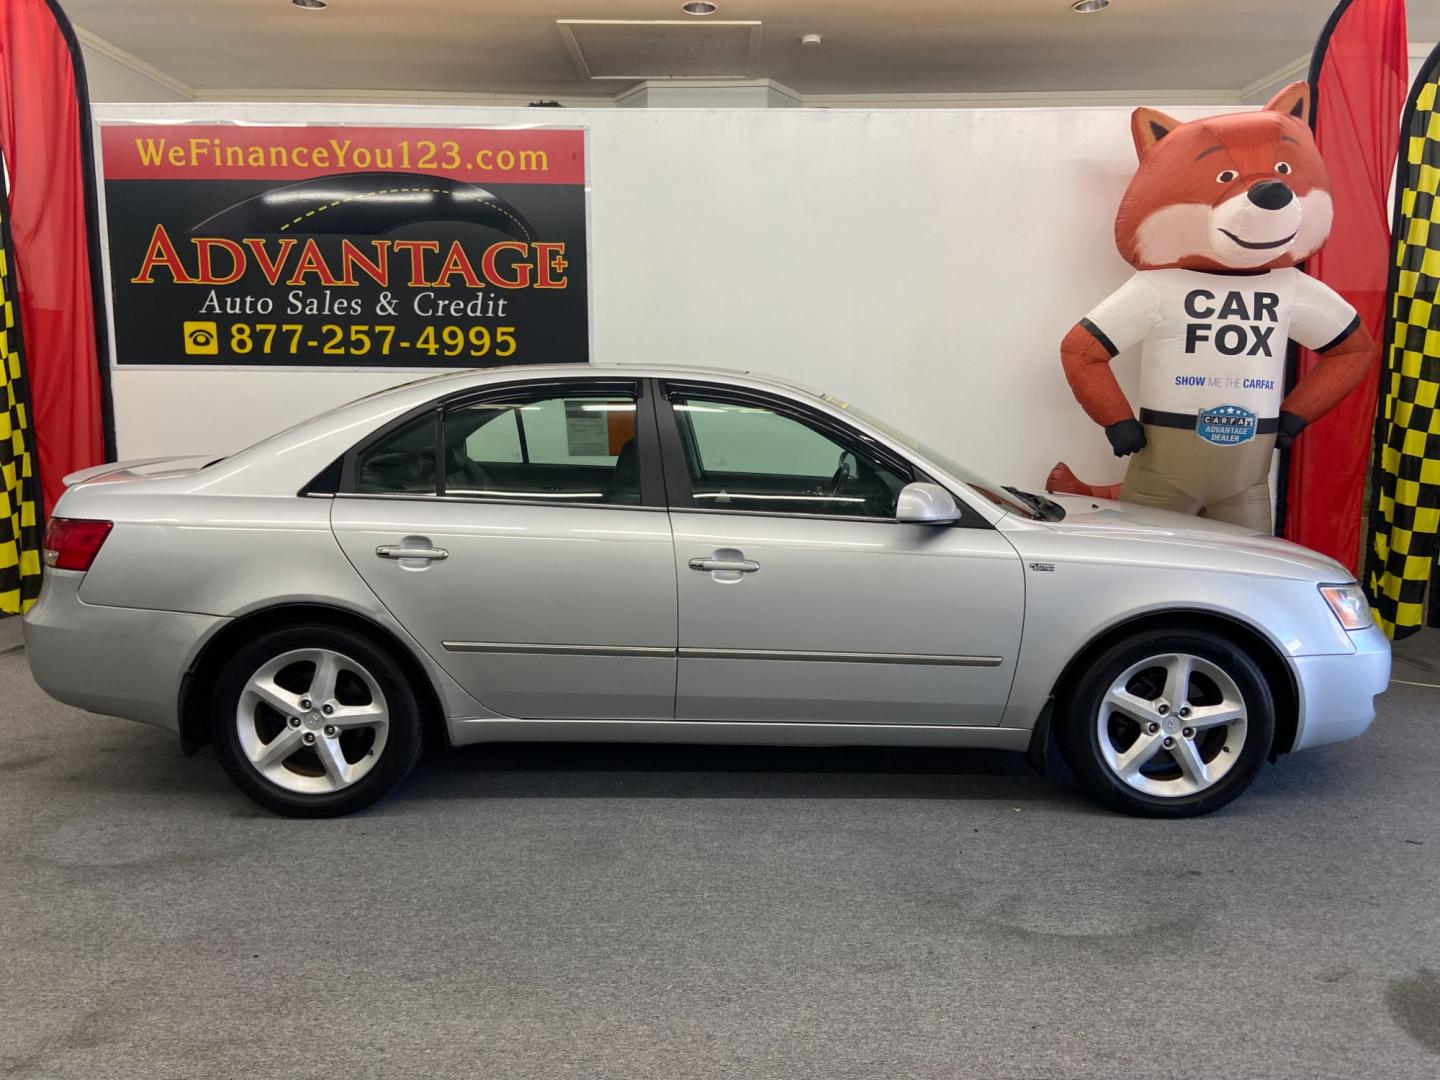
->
<box><xmin>211</xmin><ymin>623</ymin><xmax>424</xmax><ymax>817</ymax></box>
<box><xmin>1055</xmin><ymin>629</ymin><xmax>1275</xmax><ymax>818</ymax></box>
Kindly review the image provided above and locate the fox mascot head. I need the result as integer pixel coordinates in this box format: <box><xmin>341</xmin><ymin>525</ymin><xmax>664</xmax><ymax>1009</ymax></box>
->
<box><xmin>1115</xmin><ymin>82</ymin><xmax>1331</xmax><ymax>273</ymax></box>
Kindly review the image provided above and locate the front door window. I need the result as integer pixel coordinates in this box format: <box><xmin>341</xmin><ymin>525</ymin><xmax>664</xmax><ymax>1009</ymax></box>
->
<box><xmin>670</xmin><ymin>395</ymin><xmax>907</xmax><ymax>518</ymax></box>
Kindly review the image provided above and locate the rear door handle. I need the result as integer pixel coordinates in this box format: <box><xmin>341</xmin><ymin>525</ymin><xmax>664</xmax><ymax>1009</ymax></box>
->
<box><xmin>376</xmin><ymin>544</ymin><xmax>449</xmax><ymax>561</ymax></box>
<box><xmin>692</xmin><ymin>558</ymin><xmax>758</xmax><ymax>572</ymax></box>
<box><xmin>688</xmin><ymin>557</ymin><xmax>759</xmax><ymax>573</ymax></box>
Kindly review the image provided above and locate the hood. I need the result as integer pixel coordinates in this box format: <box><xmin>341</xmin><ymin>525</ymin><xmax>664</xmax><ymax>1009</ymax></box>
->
<box><xmin>62</xmin><ymin>456</ymin><xmax>219</xmax><ymax>488</ymax></box>
<box><xmin>1040</xmin><ymin>494</ymin><xmax>1352</xmax><ymax>581</ymax></box>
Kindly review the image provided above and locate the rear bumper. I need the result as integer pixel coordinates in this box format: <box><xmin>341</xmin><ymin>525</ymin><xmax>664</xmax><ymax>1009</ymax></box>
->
<box><xmin>1290</xmin><ymin>623</ymin><xmax>1392</xmax><ymax>752</ymax></box>
<box><xmin>23</xmin><ymin>570</ymin><xmax>226</xmax><ymax>732</ymax></box>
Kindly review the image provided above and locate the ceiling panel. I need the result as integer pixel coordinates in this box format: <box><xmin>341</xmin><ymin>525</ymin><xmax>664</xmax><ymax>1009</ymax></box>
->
<box><xmin>60</xmin><ymin>0</ymin><xmax>1436</xmax><ymax>98</ymax></box>
<box><xmin>559</xmin><ymin>19</ymin><xmax>762</xmax><ymax>79</ymax></box>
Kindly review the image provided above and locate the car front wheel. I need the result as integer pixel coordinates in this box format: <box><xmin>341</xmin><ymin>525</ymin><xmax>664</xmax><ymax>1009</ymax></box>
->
<box><xmin>1056</xmin><ymin>629</ymin><xmax>1275</xmax><ymax>818</ymax></box>
<box><xmin>211</xmin><ymin>624</ymin><xmax>424</xmax><ymax>817</ymax></box>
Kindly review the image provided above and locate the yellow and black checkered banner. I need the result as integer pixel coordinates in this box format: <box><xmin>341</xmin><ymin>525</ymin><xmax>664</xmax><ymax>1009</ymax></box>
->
<box><xmin>0</xmin><ymin>179</ymin><xmax>42</xmax><ymax>615</ymax></box>
<box><xmin>1366</xmin><ymin>44</ymin><xmax>1440</xmax><ymax>639</ymax></box>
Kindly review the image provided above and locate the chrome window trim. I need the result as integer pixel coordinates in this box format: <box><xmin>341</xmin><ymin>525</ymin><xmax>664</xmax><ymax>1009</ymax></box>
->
<box><xmin>669</xmin><ymin>505</ymin><xmax>912</xmax><ymax>526</ymax></box>
<box><xmin>332</xmin><ymin>490</ymin><xmax>944</xmax><ymax>525</ymax></box>
<box><xmin>332</xmin><ymin>491</ymin><xmax>670</xmax><ymax>514</ymax></box>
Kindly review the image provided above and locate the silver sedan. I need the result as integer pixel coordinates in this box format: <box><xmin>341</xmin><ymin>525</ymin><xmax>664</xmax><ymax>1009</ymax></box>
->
<box><xmin>24</xmin><ymin>366</ymin><xmax>1390</xmax><ymax>817</ymax></box>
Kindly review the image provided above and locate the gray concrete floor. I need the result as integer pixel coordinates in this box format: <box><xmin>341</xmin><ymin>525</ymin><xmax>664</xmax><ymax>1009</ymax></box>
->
<box><xmin>1</xmin><ymin>614</ymin><xmax>1438</xmax><ymax>1080</ymax></box>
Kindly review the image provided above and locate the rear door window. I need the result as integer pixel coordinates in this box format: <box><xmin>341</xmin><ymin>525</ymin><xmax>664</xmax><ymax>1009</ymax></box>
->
<box><xmin>443</xmin><ymin>392</ymin><xmax>642</xmax><ymax>505</ymax></box>
<box><xmin>354</xmin><ymin>412</ymin><xmax>438</xmax><ymax>495</ymax></box>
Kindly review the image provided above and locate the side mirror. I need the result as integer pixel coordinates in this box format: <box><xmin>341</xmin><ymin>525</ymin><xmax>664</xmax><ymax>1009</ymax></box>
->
<box><xmin>895</xmin><ymin>482</ymin><xmax>962</xmax><ymax>524</ymax></box>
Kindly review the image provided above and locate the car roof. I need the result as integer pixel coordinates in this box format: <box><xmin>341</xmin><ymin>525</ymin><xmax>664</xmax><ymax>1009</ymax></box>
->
<box><xmin>381</xmin><ymin>363</ymin><xmax>825</xmax><ymax>400</ymax></box>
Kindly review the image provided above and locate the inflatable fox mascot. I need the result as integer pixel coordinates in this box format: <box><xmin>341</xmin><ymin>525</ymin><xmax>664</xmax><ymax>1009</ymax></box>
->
<box><xmin>1054</xmin><ymin>83</ymin><xmax>1374</xmax><ymax>531</ymax></box>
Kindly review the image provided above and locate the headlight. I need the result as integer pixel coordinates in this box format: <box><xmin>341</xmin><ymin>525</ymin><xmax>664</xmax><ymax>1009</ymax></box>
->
<box><xmin>1319</xmin><ymin>583</ymin><xmax>1373</xmax><ymax>630</ymax></box>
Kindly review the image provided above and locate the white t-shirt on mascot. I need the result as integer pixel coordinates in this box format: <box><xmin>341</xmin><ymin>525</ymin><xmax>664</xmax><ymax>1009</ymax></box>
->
<box><xmin>1083</xmin><ymin>267</ymin><xmax>1358</xmax><ymax>445</ymax></box>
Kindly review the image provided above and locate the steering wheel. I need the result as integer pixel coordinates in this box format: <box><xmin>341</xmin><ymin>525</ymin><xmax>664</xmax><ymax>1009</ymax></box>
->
<box><xmin>827</xmin><ymin>450</ymin><xmax>857</xmax><ymax>499</ymax></box>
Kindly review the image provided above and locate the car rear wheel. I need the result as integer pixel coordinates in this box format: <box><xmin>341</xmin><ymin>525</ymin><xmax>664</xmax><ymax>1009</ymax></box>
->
<box><xmin>211</xmin><ymin>624</ymin><xmax>424</xmax><ymax>817</ymax></box>
<box><xmin>1056</xmin><ymin>630</ymin><xmax>1275</xmax><ymax>818</ymax></box>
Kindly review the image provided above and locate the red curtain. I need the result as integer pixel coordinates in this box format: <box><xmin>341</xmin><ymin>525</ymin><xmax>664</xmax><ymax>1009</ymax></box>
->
<box><xmin>1283</xmin><ymin>0</ymin><xmax>1407</xmax><ymax>567</ymax></box>
<box><xmin>0</xmin><ymin>0</ymin><xmax>109</xmax><ymax>514</ymax></box>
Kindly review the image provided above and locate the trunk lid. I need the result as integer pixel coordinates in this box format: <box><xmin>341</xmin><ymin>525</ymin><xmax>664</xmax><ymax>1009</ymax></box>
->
<box><xmin>62</xmin><ymin>456</ymin><xmax>219</xmax><ymax>488</ymax></box>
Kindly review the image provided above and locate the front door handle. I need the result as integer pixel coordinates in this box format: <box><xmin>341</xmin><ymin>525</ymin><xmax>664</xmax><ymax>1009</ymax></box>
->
<box><xmin>689</xmin><ymin>557</ymin><xmax>759</xmax><ymax>573</ymax></box>
<box><xmin>376</xmin><ymin>544</ymin><xmax>449</xmax><ymax>561</ymax></box>
<box><xmin>688</xmin><ymin>546</ymin><xmax>760</xmax><ymax>585</ymax></box>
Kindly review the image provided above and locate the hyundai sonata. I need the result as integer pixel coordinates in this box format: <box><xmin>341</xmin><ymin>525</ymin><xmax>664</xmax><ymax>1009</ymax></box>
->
<box><xmin>24</xmin><ymin>366</ymin><xmax>1390</xmax><ymax>817</ymax></box>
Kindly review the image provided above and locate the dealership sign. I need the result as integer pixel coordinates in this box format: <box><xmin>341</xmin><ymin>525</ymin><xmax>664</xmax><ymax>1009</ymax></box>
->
<box><xmin>99</xmin><ymin>123</ymin><xmax>588</xmax><ymax>367</ymax></box>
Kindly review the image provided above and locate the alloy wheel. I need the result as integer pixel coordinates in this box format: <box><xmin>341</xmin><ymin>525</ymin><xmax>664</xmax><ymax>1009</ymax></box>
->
<box><xmin>235</xmin><ymin>648</ymin><xmax>390</xmax><ymax>795</ymax></box>
<box><xmin>1096</xmin><ymin>651</ymin><xmax>1249</xmax><ymax>798</ymax></box>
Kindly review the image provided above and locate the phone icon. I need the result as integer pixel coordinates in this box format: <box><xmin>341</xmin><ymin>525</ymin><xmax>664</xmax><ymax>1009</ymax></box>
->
<box><xmin>183</xmin><ymin>321</ymin><xmax>219</xmax><ymax>356</ymax></box>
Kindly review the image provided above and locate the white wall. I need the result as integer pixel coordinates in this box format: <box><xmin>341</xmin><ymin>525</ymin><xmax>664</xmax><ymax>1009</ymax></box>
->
<box><xmin>1412</xmin><ymin>42</ymin><xmax>1438</xmax><ymax>86</ymax></box>
<box><xmin>95</xmin><ymin>101</ymin><xmax>1224</xmax><ymax>491</ymax></box>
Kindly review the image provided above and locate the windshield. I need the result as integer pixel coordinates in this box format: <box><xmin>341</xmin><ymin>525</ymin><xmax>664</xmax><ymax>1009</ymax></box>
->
<box><xmin>821</xmin><ymin>394</ymin><xmax>1043</xmax><ymax>520</ymax></box>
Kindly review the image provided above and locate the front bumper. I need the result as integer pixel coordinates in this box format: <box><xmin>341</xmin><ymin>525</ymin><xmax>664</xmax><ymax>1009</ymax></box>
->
<box><xmin>1289</xmin><ymin>622</ymin><xmax>1392</xmax><ymax>752</ymax></box>
<box><xmin>23</xmin><ymin>569</ymin><xmax>227</xmax><ymax>732</ymax></box>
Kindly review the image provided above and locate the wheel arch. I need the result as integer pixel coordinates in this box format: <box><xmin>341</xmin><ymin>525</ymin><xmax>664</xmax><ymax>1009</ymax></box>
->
<box><xmin>1047</xmin><ymin>608</ymin><xmax>1300</xmax><ymax>758</ymax></box>
<box><xmin>178</xmin><ymin>602</ymin><xmax>449</xmax><ymax>756</ymax></box>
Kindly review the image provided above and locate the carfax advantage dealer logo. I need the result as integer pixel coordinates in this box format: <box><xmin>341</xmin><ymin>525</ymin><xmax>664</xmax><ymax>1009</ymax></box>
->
<box><xmin>1196</xmin><ymin>404</ymin><xmax>1258</xmax><ymax>446</ymax></box>
<box><xmin>99</xmin><ymin>123</ymin><xmax>589</xmax><ymax>369</ymax></box>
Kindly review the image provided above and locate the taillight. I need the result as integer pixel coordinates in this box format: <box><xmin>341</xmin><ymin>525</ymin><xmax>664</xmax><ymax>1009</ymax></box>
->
<box><xmin>42</xmin><ymin>518</ymin><xmax>114</xmax><ymax>571</ymax></box>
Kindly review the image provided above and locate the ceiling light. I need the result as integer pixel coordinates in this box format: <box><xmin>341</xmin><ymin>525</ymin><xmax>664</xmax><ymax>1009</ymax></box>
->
<box><xmin>1071</xmin><ymin>0</ymin><xmax>1109</xmax><ymax>12</ymax></box>
<box><xmin>800</xmin><ymin>33</ymin><xmax>823</xmax><ymax>46</ymax></box>
<box><xmin>292</xmin><ymin>0</ymin><xmax>327</xmax><ymax>9</ymax></box>
<box><xmin>682</xmin><ymin>2</ymin><xmax>718</xmax><ymax>14</ymax></box>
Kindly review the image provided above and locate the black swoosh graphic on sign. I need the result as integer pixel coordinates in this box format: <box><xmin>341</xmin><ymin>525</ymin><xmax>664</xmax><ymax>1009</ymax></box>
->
<box><xmin>189</xmin><ymin>171</ymin><xmax>537</xmax><ymax>241</ymax></box>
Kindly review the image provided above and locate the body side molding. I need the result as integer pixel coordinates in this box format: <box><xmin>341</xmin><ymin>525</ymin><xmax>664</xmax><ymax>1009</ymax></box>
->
<box><xmin>442</xmin><ymin>641</ymin><xmax>1003</xmax><ymax>667</ymax></box>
